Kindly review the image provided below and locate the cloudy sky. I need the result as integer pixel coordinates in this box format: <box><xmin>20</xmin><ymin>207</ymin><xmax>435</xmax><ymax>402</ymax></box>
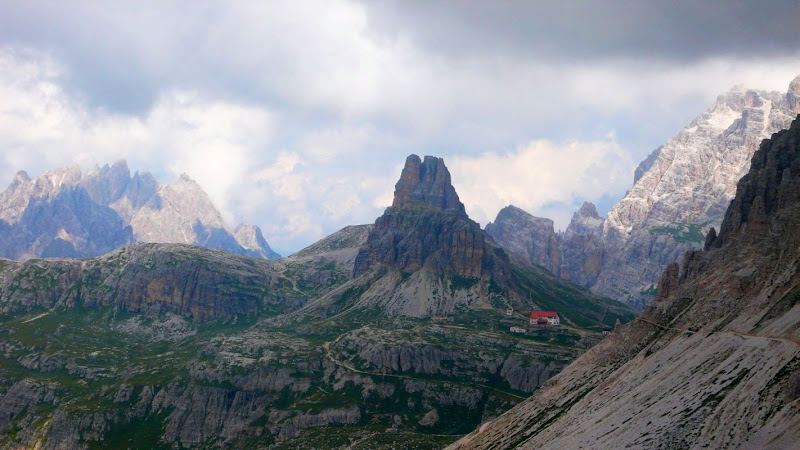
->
<box><xmin>1</xmin><ymin>1</ymin><xmax>799</xmax><ymax>254</ymax></box>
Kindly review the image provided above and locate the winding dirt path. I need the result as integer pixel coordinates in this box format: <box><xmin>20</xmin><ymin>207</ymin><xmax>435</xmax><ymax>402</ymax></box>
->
<box><xmin>635</xmin><ymin>316</ymin><xmax>800</xmax><ymax>348</ymax></box>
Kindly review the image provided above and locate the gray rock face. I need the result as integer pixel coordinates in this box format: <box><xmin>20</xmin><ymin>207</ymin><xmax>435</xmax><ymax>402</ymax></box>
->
<box><xmin>591</xmin><ymin>81</ymin><xmax>798</xmax><ymax>307</ymax></box>
<box><xmin>0</xmin><ymin>244</ymin><xmax>282</xmax><ymax>322</ymax></box>
<box><xmin>485</xmin><ymin>206</ymin><xmax>561</xmax><ymax>276</ymax></box>
<box><xmin>286</xmin><ymin>224</ymin><xmax>372</xmax><ymax>273</ymax></box>
<box><xmin>448</xmin><ymin>114</ymin><xmax>800</xmax><ymax>450</ymax></box>
<box><xmin>488</xmin><ymin>76</ymin><xmax>800</xmax><ymax>309</ymax></box>
<box><xmin>233</xmin><ymin>224</ymin><xmax>281</xmax><ymax>259</ymax></box>
<box><xmin>486</xmin><ymin>202</ymin><xmax>606</xmax><ymax>288</ymax></box>
<box><xmin>314</xmin><ymin>154</ymin><xmax>634</xmax><ymax>325</ymax></box>
<box><xmin>335</xmin><ymin>326</ymin><xmax>574</xmax><ymax>394</ymax></box>
<box><xmin>0</xmin><ymin>160</ymin><xmax>280</xmax><ymax>260</ymax></box>
<box><xmin>633</xmin><ymin>145</ymin><xmax>662</xmax><ymax>184</ymax></box>
<box><xmin>0</xmin><ymin>166</ymin><xmax>134</xmax><ymax>259</ymax></box>
<box><xmin>392</xmin><ymin>154</ymin><xmax>466</xmax><ymax>215</ymax></box>
<box><xmin>558</xmin><ymin>202</ymin><xmax>606</xmax><ymax>287</ymax></box>
<box><xmin>354</xmin><ymin>154</ymin><xmax>498</xmax><ymax>281</ymax></box>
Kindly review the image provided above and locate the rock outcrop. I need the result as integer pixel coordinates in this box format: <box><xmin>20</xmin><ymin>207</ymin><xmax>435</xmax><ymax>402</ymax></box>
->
<box><xmin>449</xmin><ymin>114</ymin><xmax>800</xmax><ymax>450</ymax></box>
<box><xmin>0</xmin><ymin>160</ymin><xmax>279</xmax><ymax>260</ymax></box>
<box><xmin>0</xmin><ymin>243</ymin><xmax>284</xmax><ymax>322</ymax></box>
<box><xmin>233</xmin><ymin>224</ymin><xmax>281</xmax><ymax>259</ymax></box>
<box><xmin>558</xmin><ymin>202</ymin><xmax>606</xmax><ymax>286</ymax></box>
<box><xmin>391</xmin><ymin>154</ymin><xmax>466</xmax><ymax>213</ymax></box>
<box><xmin>0</xmin><ymin>166</ymin><xmax>134</xmax><ymax>260</ymax></box>
<box><xmin>485</xmin><ymin>206</ymin><xmax>561</xmax><ymax>276</ymax></box>
<box><xmin>354</xmin><ymin>155</ymin><xmax>497</xmax><ymax>281</ymax></box>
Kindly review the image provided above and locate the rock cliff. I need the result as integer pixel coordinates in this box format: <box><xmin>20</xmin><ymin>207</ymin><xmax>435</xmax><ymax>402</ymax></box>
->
<box><xmin>593</xmin><ymin>77</ymin><xmax>799</xmax><ymax>307</ymax></box>
<box><xmin>449</xmin><ymin>114</ymin><xmax>800</xmax><ymax>450</ymax></box>
<box><xmin>354</xmin><ymin>155</ymin><xmax>488</xmax><ymax>280</ymax></box>
<box><xmin>485</xmin><ymin>206</ymin><xmax>561</xmax><ymax>276</ymax></box>
<box><xmin>558</xmin><ymin>202</ymin><xmax>606</xmax><ymax>286</ymax></box>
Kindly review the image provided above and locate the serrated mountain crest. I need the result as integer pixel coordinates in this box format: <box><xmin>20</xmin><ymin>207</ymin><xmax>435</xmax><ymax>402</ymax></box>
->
<box><xmin>0</xmin><ymin>160</ymin><xmax>280</xmax><ymax>260</ymax></box>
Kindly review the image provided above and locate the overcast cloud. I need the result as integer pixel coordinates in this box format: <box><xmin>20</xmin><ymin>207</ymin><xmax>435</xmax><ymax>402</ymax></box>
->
<box><xmin>0</xmin><ymin>1</ymin><xmax>798</xmax><ymax>253</ymax></box>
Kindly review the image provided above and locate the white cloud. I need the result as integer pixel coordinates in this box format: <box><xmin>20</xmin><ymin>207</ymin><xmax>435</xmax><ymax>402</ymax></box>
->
<box><xmin>450</xmin><ymin>137</ymin><xmax>635</xmax><ymax>230</ymax></box>
<box><xmin>0</xmin><ymin>47</ymin><xmax>276</xmax><ymax>225</ymax></box>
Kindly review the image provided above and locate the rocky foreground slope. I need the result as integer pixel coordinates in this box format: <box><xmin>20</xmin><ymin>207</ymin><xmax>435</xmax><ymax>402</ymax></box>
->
<box><xmin>0</xmin><ymin>155</ymin><xmax>634</xmax><ymax>449</ymax></box>
<box><xmin>0</xmin><ymin>161</ymin><xmax>279</xmax><ymax>260</ymax></box>
<box><xmin>489</xmin><ymin>75</ymin><xmax>800</xmax><ymax>309</ymax></box>
<box><xmin>451</xmin><ymin>114</ymin><xmax>800</xmax><ymax>449</ymax></box>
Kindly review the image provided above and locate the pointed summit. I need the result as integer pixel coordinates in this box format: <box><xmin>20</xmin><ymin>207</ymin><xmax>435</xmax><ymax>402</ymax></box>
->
<box><xmin>392</xmin><ymin>154</ymin><xmax>466</xmax><ymax>215</ymax></box>
<box><xmin>354</xmin><ymin>155</ymin><xmax>484</xmax><ymax>280</ymax></box>
<box><xmin>233</xmin><ymin>224</ymin><xmax>281</xmax><ymax>259</ymax></box>
<box><xmin>177</xmin><ymin>173</ymin><xmax>196</xmax><ymax>184</ymax></box>
<box><xmin>485</xmin><ymin>205</ymin><xmax>561</xmax><ymax>276</ymax></box>
<box><xmin>576</xmin><ymin>201</ymin><xmax>600</xmax><ymax>219</ymax></box>
<box><xmin>14</xmin><ymin>170</ymin><xmax>30</xmax><ymax>183</ymax></box>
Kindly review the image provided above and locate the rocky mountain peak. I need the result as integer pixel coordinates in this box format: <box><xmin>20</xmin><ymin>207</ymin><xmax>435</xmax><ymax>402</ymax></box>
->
<box><xmin>37</xmin><ymin>165</ymin><xmax>82</xmax><ymax>193</ymax></box>
<box><xmin>450</xmin><ymin>114</ymin><xmax>800</xmax><ymax>450</ymax></box>
<box><xmin>633</xmin><ymin>146</ymin><xmax>662</xmax><ymax>184</ymax></box>
<box><xmin>233</xmin><ymin>223</ymin><xmax>280</xmax><ymax>259</ymax></box>
<box><xmin>177</xmin><ymin>173</ymin><xmax>196</xmax><ymax>184</ymax></box>
<box><xmin>82</xmin><ymin>159</ymin><xmax>132</xmax><ymax>206</ymax></box>
<box><xmin>587</xmin><ymin>77</ymin><xmax>797</xmax><ymax>307</ymax></box>
<box><xmin>392</xmin><ymin>154</ymin><xmax>466</xmax><ymax>215</ymax></box>
<box><xmin>13</xmin><ymin>171</ymin><xmax>30</xmax><ymax>183</ymax></box>
<box><xmin>354</xmin><ymin>154</ymin><xmax>494</xmax><ymax>282</ymax></box>
<box><xmin>485</xmin><ymin>205</ymin><xmax>560</xmax><ymax>276</ymax></box>
<box><xmin>0</xmin><ymin>162</ymin><xmax>280</xmax><ymax>260</ymax></box>
<box><xmin>564</xmin><ymin>202</ymin><xmax>604</xmax><ymax>237</ymax></box>
<box><xmin>576</xmin><ymin>201</ymin><xmax>600</xmax><ymax>219</ymax></box>
<box><xmin>787</xmin><ymin>74</ymin><xmax>800</xmax><ymax>114</ymax></box>
<box><xmin>491</xmin><ymin>205</ymin><xmax>553</xmax><ymax>227</ymax></box>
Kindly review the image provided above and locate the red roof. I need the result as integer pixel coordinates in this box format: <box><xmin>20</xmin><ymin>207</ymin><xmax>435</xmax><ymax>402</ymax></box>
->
<box><xmin>531</xmin><ymin>311</ymin><xmax>558</xmax><ymax>319</ymax></box>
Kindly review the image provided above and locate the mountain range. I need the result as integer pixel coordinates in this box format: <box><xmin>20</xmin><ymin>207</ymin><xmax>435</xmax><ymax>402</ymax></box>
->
<box><xmin>1</xmin><ymin>74</ymin><xmax>800</xmax><ymax>449</ymax></box>
<box><xmin>450</xmin><ymin>106</ymin><xmax>800</xmax><ymax>450</ymax></box>
<box><xmin>0</xmin><ymin>161</ymin><xmax>279</xmax><ymax>260</ymax></box>
<box><xmin>488</xmin><ymin>74</ymin><xmax>800</xmax><ymax>309</ymax></box>
<box><xmin>0</xmin><ymin>154</ymin><xmax>633</xmax><ymax>448</ymax></box>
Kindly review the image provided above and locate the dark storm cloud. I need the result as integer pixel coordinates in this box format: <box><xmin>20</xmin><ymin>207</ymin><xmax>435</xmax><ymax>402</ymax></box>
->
<box><xmin>0</xmin><ymin>2</ymin><xmax>273</xmax><ymax>113</ymax></box>
<box><xmin>1</xmin><ymin>1</ymin><xmax>797</xmax><ymax>114</ymax></box>
<box><xmin>361</xmin><ymin>0</ymin><xmax>800</xmax><ymax>62</ymax></box>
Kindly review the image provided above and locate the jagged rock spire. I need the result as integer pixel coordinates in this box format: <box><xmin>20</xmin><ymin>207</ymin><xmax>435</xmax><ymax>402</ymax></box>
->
<box><xmin>354</xmin><ymin>154</ymin><xmax>490</xmax><ymax>279</ymax></box>
<box><xmin>392</xmin><ymin>154</ymin><xmax>466</xmax><ymax>215</ymax></box>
